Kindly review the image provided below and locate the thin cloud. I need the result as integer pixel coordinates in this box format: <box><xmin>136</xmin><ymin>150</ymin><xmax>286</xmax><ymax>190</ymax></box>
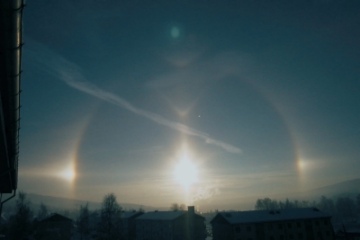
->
<box><xmin>31</xmin><ymin>42</ymin><xmax>241</xmax><ymax>154</ymax></box>
<box><xmin>65</xmin><ymin>77</ymin><xmax>241</xmax><ymax>154</ymax></box>
<box><xmin>192</xmin><ymin>184</ymin><xmax>220</xmax><ymax>202</ymax></box>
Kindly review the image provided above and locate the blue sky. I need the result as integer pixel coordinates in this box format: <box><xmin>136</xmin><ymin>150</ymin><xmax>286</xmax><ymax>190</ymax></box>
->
<box><xmin>19</xmin><ymin>0</ymin><xmax>360</xmax><ymax>210</ymax></box>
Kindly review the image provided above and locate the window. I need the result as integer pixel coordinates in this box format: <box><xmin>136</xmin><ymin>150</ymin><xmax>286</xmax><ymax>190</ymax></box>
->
<box><xmin>235</xmin><ymin>226</ymin><xmax>241</xmax><ymax>233</ymax></box>
<box><xmin>247</xmin><ymin>226</ymin><xmax>252</xmax><ymax>232</ymax></box>
<box><xmin>288</xmin><ymin>222</ymin><xmax>292</xmax><ymax>228</ymax></box>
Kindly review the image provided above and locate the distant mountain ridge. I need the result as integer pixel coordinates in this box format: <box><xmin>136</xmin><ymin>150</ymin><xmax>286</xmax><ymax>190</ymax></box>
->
<box><xmin>3</xmin><ymin>178</ymin><xmax>360</xmax><ymax>213</ymax></box>
<box><xmin>3</xmin><ymin>192</ymin><xmax>158</xmax><ymax>213</ymax></box>
<box><xmin>219</xmin><ymin>178</ymin><xmax>360</xmax><ymax>211</ymax></box>
<box><xmin>302</xmin><ymin>178</ymin><xmax>360</xmax><ymax>199</ymax></box>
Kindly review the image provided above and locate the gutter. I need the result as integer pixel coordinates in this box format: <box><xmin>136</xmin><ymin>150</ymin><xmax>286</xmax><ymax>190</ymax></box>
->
<box><xmin>0</xmin><ymin>0</ymin><xmax>24</xmax><ymax>193</ymax></box>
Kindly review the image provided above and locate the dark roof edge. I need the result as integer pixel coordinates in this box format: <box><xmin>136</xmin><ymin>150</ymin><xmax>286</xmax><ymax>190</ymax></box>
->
<box><xmin>0</xmin><ymin>0</ymin><xmax>24</xmax><ymax>193</ymax></box>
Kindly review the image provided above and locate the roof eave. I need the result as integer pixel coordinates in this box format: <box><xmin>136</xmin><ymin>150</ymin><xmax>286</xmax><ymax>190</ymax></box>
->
<box><xmin>0</xmin><ymin>0</ymin><xmax>24</xmax><ymax>193</ymax></box>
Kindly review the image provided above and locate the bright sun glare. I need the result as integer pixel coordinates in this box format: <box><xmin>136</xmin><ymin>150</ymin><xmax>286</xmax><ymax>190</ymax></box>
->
<box><xmin>58</xmin><ymin>165</ymin><xmax>76</xmax><ymax>182</ymax></box>
<box><xmin>173</xmin><ymin>150</ymin><xmax>198</xmax><ymax>190</ymax></box>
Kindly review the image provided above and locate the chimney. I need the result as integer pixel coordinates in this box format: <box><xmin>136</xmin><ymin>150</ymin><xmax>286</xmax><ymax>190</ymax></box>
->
<box><xmin>188</xmin><ymin>206</ymin><xmax>195</xmax><ymax>215</ymax></box>
<box><xmin>187</xmin><ymin>206</ymin><xmax>195</xmax><ymax>240</ymax></box>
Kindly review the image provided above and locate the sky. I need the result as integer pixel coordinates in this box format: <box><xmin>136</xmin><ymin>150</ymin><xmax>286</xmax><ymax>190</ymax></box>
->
<box><xmin>19</xmin><ymin>0</ymin><xmax>360</xmax><ymax>210</ymax></box>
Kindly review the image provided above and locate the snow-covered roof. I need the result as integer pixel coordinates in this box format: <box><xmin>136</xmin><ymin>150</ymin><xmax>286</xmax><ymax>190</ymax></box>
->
<box><xmin>121</xmin><ymin>211</ymin><xmax>143</xmax><ymax>219</ymax></box>
<box><xmin>136</xmin><ymin>211</ymin><xmax>185</xmax><ymax>221</ymax></box>
<box><xmin>212</xmin><ymin>208</ymin><xmax>331</xmax><ymax>224</ymax></box>
<box><xmin>41</xmin><ymin>213</ymin><xmax>73</xmax><ymax>223</ymax></box>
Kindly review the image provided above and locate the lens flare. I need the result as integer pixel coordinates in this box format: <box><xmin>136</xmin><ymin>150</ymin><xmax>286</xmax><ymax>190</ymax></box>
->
<box><xmin>171</xmin><ymin>26</ymin><xmax>180</xmax><ymax>38</ymax></box>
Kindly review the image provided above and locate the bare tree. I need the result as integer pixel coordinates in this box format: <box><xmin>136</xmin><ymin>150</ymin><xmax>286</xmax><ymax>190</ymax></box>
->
<box><xmin>138</xmin><ymin>206</ymin><xmax>145</xmax><ymax>213</ymax></box>
<box><xmin>170</xmin><ymin>203</ymin><xmax>186</xmax><ymax>211</ymax></box>
<box><xmin>255</xmin><ymin>198</ymin><xmax>278</xmax><ymax>210</ymax></box>
<box><xmin>317</xmin><ymin>196</ymin><xmax>335</xmax><ymax>214</ymax></box>
<box><xmin>97</xmin><ymin>193</ymin><xmax>122</xmax><ymax>240</ymax></box>
<box><xmin>8</xmin><ymin>192</ymin><xmax>33</xmax><ymax>239</ymax></box>
<box><xmin>77</xmin><ymin>203</ymin><xmax>90</xmax><ymax>240</ymax></box>
<box><xmin>37</xmin><ymin>202</ymin><xmax>48</xmax><ymax>220</ymax></box>
<box><xmin>336</xmin><ymin>197</ymin><xmax>356</xmax><ymax>222</ymax></box>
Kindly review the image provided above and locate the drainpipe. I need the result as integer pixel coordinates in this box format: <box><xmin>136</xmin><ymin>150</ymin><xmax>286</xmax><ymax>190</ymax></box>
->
<box><xmin>0</xmin><ymin>191</ymin><xmax>16</xmax><ymax>221</ymax></box>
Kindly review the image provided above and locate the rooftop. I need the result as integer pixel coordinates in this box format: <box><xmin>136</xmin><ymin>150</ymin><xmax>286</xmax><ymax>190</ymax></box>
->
<box><xmin>136</xmin><ymin>210</ymin><xmax>185</xmax><ymax>221</ymax></box>
<box><xmin>41</xmin><ymin>213</ymin><xmax>73</xmax><ymax>223</ymax></box>
<box><xmin>212</xmin><ymin>208</ymin><xmax>331</xmax><ymax>224</ymax></box>
<box><xmin>120</xmin><ymin>211</ymin><xmax>143</xmax><ymax>219</ymax></box>
<box><xmin>0</xmin><ymin>0</ymin><xmax>23</xmax><ymax>194</ymax></box>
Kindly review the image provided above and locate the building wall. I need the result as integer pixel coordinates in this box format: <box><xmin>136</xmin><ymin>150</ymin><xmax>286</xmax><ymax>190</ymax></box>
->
<box><xmin>191</xmin><ymin>215</ymin><xmax>207</xmax><ymax>240</ymax></box>
<box><xmin>232</xmin><ymin>223</ymin><xmax>257</xmax><ymax>240</ymax></box>
<box><xmin>213</xmin><ymin>217</ymin><xmax>334</xmax><ymax>240</ymax></box>
<box><xmin>35</xmin><ymin>220</ymin><xmax>73</xmax><ymax>240</ymax></box>
<box><xmin>136</xmin><ymin>214</ymin><xmax>206</xmax><ymax>240</ymax></box>
<box><xmin>212</xmin><ymin>221</ymin><xmax>234</xmax><ymax>240</ymax></box>
<box><xmin>121</xmin><ymin>213</ymin><xmax>143</xmax><ymax>240</ymax></box>
<box><xmin>136</xmin><ymin>219</ymin><xmax>174</xmax><ymax>240</ymax></box>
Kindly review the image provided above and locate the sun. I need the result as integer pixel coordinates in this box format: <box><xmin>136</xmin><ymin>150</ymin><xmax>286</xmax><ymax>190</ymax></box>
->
<box><xmin>58</xmin><ymin>163</ymin><xmax>76</xmax><ymax>182</ymax></box>
<box><xmin>173</xmin><ymin>153</ymin><xmax>198</xmax><ymax>190</ymax></box>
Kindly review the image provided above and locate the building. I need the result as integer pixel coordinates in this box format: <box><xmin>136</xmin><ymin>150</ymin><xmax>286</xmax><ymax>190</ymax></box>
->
<box><xmin>211</xmin><ymin>208</ymin><xmax>334</xmax><ymax>240</ymax></box>
<box><xmin>136</xmin><ymin>206</ymin><xmax>206</xmax><ymax>240</ymax></box>
<box><xmin>334</xmin><ymin>223</ymin><xmax>360</xmax><ymax>240</ymax></box>
<box><xmin>0</xmin><ymin>0</ymin><xmax>24</xmax><ymax>213</ymax></box>
<box><xmin>34</xmin><ymin>213</ymin><xmax>73</xmax><ymax>240</ymax></box>
<box><xmin>120</xmin><ymin>211</ymin><xmax>144</xmax><ymax>240</ymax></box>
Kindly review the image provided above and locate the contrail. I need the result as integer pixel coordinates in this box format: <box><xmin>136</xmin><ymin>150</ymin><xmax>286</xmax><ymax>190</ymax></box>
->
<box><xmin>31</xmin><ymin>42</ymin><xmax>241</xmax><ymax>154</ymax></box>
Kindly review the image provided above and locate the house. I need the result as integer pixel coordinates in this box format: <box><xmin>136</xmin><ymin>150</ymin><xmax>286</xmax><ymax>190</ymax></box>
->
<box><xmin>34</xmin><ymin>213</ymin><xmax>73</xmax><ymax>240</ymax></box>
<box><xmin>0</xmin><ymin>214</ymin><xmax>7</xmax><ymax>224</ymax></box>
<box><xmin>120</xmin><ymin>211</ymin><xmax>144</xmax><ymax>240</ymax></box>
<box><xmin>135</xmin><ymin>206</ymin><xmax>206</xmax><ymax>240</ymax></box>
<box><xmin>211</xmin><ymin>208</ymin><xmax>334</xmax><ymax>240</ymax></box>
<box><xmin>334</xmin><ymin>223</ymin><xmax>360</xmax><ymax>240</ymax></box>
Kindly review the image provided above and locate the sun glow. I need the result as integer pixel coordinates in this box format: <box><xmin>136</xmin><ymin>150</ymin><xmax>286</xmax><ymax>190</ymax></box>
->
<box><xmin>58</xmin><ymin>163</ymin><xmax>76</xmax><ymax>182</ymax></box>
<box><xmin>173</xmin><ymin>148</ymin><xmax>198</xmax><ymax>190</ymax></box>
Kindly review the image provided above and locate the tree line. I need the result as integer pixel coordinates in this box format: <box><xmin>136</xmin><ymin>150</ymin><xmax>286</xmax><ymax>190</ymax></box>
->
<box><xmin>0</xmin><ymin>192</ymin><xmax>126</xmax><ymax>240</ymax></box>
<box><xmin>1</xmin><ymin>193</ymin><xmax>188</xmax><ymax>239</ymax></box>
<box><xmin>255</xmin><ymin>194</ymin><xmax>360</xmax><ymax>223</ymax></box>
